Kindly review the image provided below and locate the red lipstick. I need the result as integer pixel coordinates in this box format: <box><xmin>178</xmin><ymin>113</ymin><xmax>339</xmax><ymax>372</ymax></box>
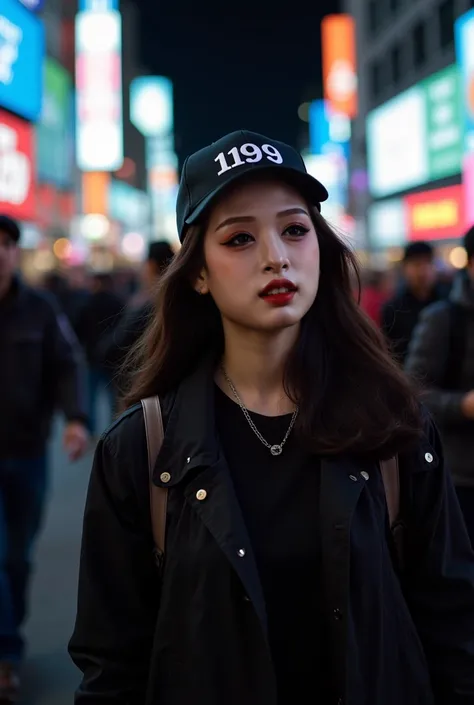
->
<box><xmin>259</xmin><ymin>279</ymin><xmax>297</xmax><ymax>306</ymax></box>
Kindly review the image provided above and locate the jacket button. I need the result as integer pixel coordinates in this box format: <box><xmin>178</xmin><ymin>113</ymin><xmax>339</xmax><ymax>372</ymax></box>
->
<box><xmin>361</xmin><ymin>471</ymin><xmax>369</xmax><ymax>480</ymax></box>
<box><xmin>425</xmin><ymin>452</ymin><xmax>433</xmax><ymax>463</ymax></box>
<box><xmin>349</xmin><ymin>475</ymin><xmax>358</xmax><ymax>482</ymax></box>
<box><xmin>187</xmin><ymin>456</ymin><xmax>191</xmax><ymax>463</ymax></box>
<box><xmin>333</xmin><ymin>608</ymin><xmax>343</xmax><ymax>620</ymax></box>
<box><xmin>237</xmin><ymin>548</ymin><xmax>246</xmax><ymax>558</ymax></box>
<box><xmin>196</xmin><ymin>489</ymin><xmax>207</xmax><ymax>501</ymax></box>
<box><xmin>160</xmin><ymin>472</ymin><xmax>171</xmax><ymax>483</ymax></box>
<box><xmin>243</xmin><ymin>595</ymin><xmax>251</xmax><ymax>602</ymax></box>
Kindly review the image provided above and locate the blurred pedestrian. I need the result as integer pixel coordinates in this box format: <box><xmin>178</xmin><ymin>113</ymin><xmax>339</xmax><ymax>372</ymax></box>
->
<box><xmin>360</xmin><ymin>268</ymin><xmax>392</xmax><ymax>326</ymax></box>
<box><xmin>406</xmin><ymin>226</ymin><xmax>474</xmax><ymax>544</ymax></box>
<box><xmin>98</xmin><ymin>241</ymin><xmax>175</xmax><ymax>398</ymax></box>
<box><xmin>0</xmin><ymin>215</ymin><xmax>89</xmax><ymax>702</ymax></box>
<box><xmin>75</xmin><ymin>272</ymin><xmax>124</xmax><ymax>436</ymax></box>
<box><xmin>42</xmin><ymin>271</ymin><xmax>89</xmax><ymax>336</ymax></box>
<box><xmin>381</xmin><ymin>242</ymin><xmax>450</xmax><ymax>363</ymax></box>
<box><xmin>70</xmin><ymin>132</ymin><xmax>474</xmax><ymax>705</ymax></box>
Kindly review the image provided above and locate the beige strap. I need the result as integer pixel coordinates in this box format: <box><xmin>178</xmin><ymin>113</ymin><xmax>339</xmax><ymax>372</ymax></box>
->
<box><xmin>380</xmin><ymin>456</ymin><xmax>400</xmax><ymax>529</ymax></box>
<box><xmin>141</xmin><ymin>397</ymin><xmax>167</xmax><ymax>556</ymax></box>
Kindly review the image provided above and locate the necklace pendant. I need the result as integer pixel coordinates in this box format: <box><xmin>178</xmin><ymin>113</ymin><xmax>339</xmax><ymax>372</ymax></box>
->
<box><xmin>270</xmin><ymin>444</ymin><xmax>283</xmax><ymax>456</ymax></box>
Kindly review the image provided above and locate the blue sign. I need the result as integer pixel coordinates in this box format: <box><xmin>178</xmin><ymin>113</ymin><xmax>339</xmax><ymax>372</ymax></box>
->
<box><xmin>0</xmin><ymin>0</ymin><xmax>44</xmax><ymax>121</ymax></box>
<box><xmin>309</xmin><ymin>100</ymin><xmax>350</xmax><ymax>161</ymax></box>
<box><xmin>79</xmin><ymin>0</ymin><xmax>119</xmax><ymax>10</ymax></box>
<box><xmin>455</xmin><ymin>9</ymin><xmax>474</xmax><ymax>154</ymax></box>
<box><xmin>18</xmin><ymin>0</ymin><xmax>45</xmax><ymax>12</ymax></box>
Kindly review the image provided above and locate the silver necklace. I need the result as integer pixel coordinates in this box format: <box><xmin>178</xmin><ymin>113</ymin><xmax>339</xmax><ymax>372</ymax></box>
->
<box><xmin>221</xmin><ymin>365</ymin><xmax>299</xmax><ymax>456</ymax></box>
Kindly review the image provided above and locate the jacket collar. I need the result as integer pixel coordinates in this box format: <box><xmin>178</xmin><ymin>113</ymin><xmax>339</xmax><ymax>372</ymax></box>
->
<box><xmin>152</xmin><ymin>352</ymin><xmax>221</xmax><ymax>486</ymax></box>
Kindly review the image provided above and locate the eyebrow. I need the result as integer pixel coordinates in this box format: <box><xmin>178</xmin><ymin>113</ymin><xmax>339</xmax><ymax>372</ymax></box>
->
<box><xmin>215</xmin><ymin>207</ymin><xmax>310</xmax><ymax>232</ymax></box>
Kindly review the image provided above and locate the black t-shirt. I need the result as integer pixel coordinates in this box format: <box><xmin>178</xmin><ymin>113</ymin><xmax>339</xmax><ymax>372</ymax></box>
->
<box><xmin>215</xmin><ymin>385</ymin><xmax>333</xmax><ymax>704</ymax></box>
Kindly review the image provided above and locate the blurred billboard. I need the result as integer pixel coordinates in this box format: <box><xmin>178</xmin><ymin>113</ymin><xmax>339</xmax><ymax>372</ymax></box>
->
<box><xmin>0</xmin><ymin>109</ymin><xmax>35</xmax><ymax>220</ymax></box>
<box><xmin>75</xmin><ymin>8</ymin><xmax>123</xmax><ymax>171</ymax></box>
<box><xmin>0</xmin><ymin>0</ymin><xmax>44</xmax><ymax>121</ymax></box>
<box><xmin>321</xmin><ymin>15</ymin><xmax>357</xmax><ymax>119</ymax></box>
<box><xmin>455</xmin><ymin>9</ymin><xmax>474</xmax><ymax>155</ymax></box>
<box><xmin>367</xmin><ymin>65</ymin><xmax>463</xmax><ymax>198</ymax></box>
<box><xmin>36</xmin><ymin>58</ymin><xmax>73</xmax><ymax>188</ymax></box>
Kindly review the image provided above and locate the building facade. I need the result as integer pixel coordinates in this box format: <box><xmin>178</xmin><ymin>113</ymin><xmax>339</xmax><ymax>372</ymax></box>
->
<box><xmin>345</xmin><ymin>0</ymin><xmax>474</xmax><ymax>261</ymax></box>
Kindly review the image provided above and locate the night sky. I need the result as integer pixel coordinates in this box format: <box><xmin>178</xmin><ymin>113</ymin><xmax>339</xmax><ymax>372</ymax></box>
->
<box><xmin>137</xmin><ymin>0</ymin><xmax>339</xmax><ymax>163</ymax></box>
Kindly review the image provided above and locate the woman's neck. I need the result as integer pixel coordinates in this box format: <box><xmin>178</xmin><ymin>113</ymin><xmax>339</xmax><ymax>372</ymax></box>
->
<box><xmin>218</xmin><ymin>323</ymin><xmax>299</xmax><ymax>416</ymax></box>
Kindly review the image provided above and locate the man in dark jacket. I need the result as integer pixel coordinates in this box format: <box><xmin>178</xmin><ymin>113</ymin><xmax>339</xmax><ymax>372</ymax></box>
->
<box><xmin>99</xmin><ymin>241</ymin><xmax>174</xmax><ymax>398</ymax></box>
<box><xmin>405</xmin><ymin>226</ymin><xmax>474</xmax><ymax>544</ymax></box>
<box><xmin>75</xmin><ymin>272</ymin><xmax>124</xmax><ymax>435</ymax></box>
<box><xmin>382</xmin><ymin>242</ymin><xmax>449</xmax><ymax>363</ymax></box>
<box><xmin>0</xmin><ymin>215</ymin><xmax>89</xmax><ymax>701</ymax></box>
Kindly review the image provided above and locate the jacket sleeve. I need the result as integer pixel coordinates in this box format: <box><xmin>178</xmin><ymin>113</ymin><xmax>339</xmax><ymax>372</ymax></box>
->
<box><xmin>43</xmin><ymin>299</ymin><xmax>88</xmax><ymax>424</ymax></box>
<box><xmin>403</xmin><ymin>415</ymin><xmax>474</xmax><ymax>705</ymax></box>
<box><xmin>405</xmin><ymin>303</ymin><xmax>466</xmax><ymax>425</ymax></box>
<box><xmin>69</xmin><ymin>432</ymin><xmax>160</xmax><ymax>704</ymax></box>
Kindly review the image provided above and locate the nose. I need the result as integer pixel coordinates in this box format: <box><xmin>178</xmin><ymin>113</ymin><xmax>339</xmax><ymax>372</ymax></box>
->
<box><xmin>261</xmin><ymin>232</ymin><xmax>290</xmax><ymax>273</ymax></box>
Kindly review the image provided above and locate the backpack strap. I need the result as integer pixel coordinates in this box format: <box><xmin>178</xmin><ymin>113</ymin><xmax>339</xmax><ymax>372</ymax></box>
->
<box><xmin>141</xmin><ymin>396</ymin><xmax>167</xmax><ymax>558</ymax></box>
<box><xmin>380</xmin><ymin>456</ymin><xmax>400</xmax><ymax>529</ymax></box>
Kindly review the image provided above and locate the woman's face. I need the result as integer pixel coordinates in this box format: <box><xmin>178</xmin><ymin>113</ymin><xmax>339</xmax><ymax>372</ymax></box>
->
<box><xmin>198</xmin><ymin>179</ymin><xmax>320</xmax><ymax>334</ymax></box>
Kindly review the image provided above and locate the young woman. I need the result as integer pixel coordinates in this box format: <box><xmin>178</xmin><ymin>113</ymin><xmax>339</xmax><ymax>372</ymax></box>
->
<box><xmin>69</xmin><ymin>131</ymin><xmax>474</xmax><ymax>705</ymax></box>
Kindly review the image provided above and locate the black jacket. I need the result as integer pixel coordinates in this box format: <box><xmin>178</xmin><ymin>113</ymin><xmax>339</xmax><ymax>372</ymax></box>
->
<box><xmin>405</xmin><ymin>274</ymin><xmax>474</xmax><ymax>487</ymax></box>
<box><xmin>0</xmin><ymin>277</ymin><xmax>87</xmax><ymax>458</ymax></box>
<box><xmin>381</xmin><ymin>283</ymin><xmax>450</xmax><ymax>363</ymax></box>
<box><xmin>69</xmin><ymin>356</ymin><xmax>474</xmax><ymax>705</ymax></box>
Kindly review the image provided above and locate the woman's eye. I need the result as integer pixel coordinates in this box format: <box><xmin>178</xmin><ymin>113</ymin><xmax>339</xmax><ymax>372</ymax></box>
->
<box><xmin>224</xmin><ymin>232</ymin><xmax>254</xmax><ymax>247</ymax></box>
<box><xmin>285</xmin><ymin>224</ymin><xmax>310</xmax><ymax>238</ymax></box>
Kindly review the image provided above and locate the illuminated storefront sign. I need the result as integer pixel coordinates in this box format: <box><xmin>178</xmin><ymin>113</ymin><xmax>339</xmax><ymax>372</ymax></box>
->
<box><xmin>109</xmin><ymin>180</ymin><xmax>149</xmax><ymax>228</ymax></box>
<box><xmin>367</xmin><ymin>65</ymin><xmax>463</xmax><ymax>198</ymax></box>
<box><xmin>37</xmin><ymin>58</ymin><xmax>73</xmax><ymax>187</ymax></box>
<box><xmin>304</xmin><ymin>152</ymin><xmax>348</xmax><ymax>230</ymax></box>
<box><xmin>321</xmin><ymin>14</ymin><xmax>357</xmax><ymax>118</ymax></box>
<box><xmin>455</xmin><ymin>9</ymin><xmax>474</xmax><ymax>154</ymax></box>
<box><xmin>367</xmin><ymin>198</ymin><xmax>408</xmax><ymax>248</ymax></box>
<box><xmin>75</xmin><ymin>8</ymin><xmax>123</xmax><ymax>171</ymax></box>
<box><xmin>0</xmin><ymin>109</ymin><xmax>35</xmax><ymax>220</ymax></box>
<box><xmin>130</xmin><ymin>76</ymin><xmax>173</xmax><ymax>138</ymax></box>
<box><xmin>463</xmin><ymin>153</ymin><xmax>474</xmax><ymax>228</ymax></box>
<box><xmin>308</xmin><ymin>99</ymin><xmax>351</xmax><ymax>161</ymax></box>
<box><xmin>405</xmin><ymin>185</ymin><xmax>464</xmax><ymax>241</ymax></box>
<box><xmin>0</xmin><ymin>0</ymin><xmax>44</xmax><ymax>121</ymax></box>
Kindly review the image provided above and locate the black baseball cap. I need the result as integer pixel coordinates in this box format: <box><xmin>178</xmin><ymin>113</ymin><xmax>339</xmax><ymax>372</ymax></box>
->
<box><xmin>0</xmin><ymin>214</ymin><xmax>20</xmax><ymax>244</ymax></box>
<box><xmin>176</xmin><ymin>130</ymin><xmax>329</xmax><ymax>242</ymax></box>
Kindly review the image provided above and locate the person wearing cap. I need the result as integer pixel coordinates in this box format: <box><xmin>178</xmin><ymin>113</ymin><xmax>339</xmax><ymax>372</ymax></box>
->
<box><xmin>0</xmin><ymin>214</ymin><xmax>89</xmax><ymax>702</ymax></box>
<box><xmin>98</xmin><ymin>240</ymin><xmax>175</xmax><ymax>398</ymax></box>
<box><xmin>381</xmin><ymin>241</ymin><xmax>450</xmax><ymax>364</ymax></box>
<box><xmin>406</xmin><ymin>226</ymin><xmax>474</xmax><ymax>544</ymax></box>
<box><xmin>70</xmin><ymin>132</ymin><xmax>474</xmax><ymax>705</ymax></box>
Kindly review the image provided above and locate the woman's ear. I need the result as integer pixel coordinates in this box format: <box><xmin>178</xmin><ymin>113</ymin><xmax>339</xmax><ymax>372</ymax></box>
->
<box><xmin>194</xmin><ymin>269</ymin><xmax>209</xmax><ymax>295</ymax></box>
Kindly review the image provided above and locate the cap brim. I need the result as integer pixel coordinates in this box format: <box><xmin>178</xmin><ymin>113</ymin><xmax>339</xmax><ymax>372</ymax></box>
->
<box><xmin>184</xmin><ymin>165</ymin><xmax>329</xmax><ymax>227</ymax></box>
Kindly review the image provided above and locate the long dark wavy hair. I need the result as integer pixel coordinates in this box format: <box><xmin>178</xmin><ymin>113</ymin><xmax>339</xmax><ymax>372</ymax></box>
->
<box><xmin>123</xmin><ymin>208</ymin><xmax>422</xmax><ymax>458</ymax></box>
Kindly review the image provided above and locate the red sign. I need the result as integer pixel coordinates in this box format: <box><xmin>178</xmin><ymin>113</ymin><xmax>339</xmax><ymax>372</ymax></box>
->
<box><xmin>0</xmin><ymin>110</ymin><xmax>35</xmax><ymax>221</ymax></box>
<box><xmin>321</xmin><ymin>15</ymin><xmax>358</xmax><ymax>118</ymax></box>
<box><xmin>405</xmin><ymin>185</ymin><xmax>464</xmax><ymax>241</ymax></box>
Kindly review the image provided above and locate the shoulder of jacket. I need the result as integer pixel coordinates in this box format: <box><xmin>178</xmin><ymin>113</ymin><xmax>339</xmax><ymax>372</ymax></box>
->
<box><xmin>21</xmin><ymin>285</ymin><xmax>55</xmax><ymax>309</ymax></box>
<box><xmin>100</xmin><ymin>393</ymin><xmax>174</xmax><ymax>457</ymax></box>
<box><xmin>419</xmin><ymin>299</ymin><xmax>452</xmax><ymax>324</ymax></box>
<box><xmin>100</xmin><ymin>403</ymin><xmax>144</xmax><ymax>450</ymax></box>
<box><xmin>18</xmin><ymin>287</ymin><xmax>61</xmax><ymax>325</ymax></box>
